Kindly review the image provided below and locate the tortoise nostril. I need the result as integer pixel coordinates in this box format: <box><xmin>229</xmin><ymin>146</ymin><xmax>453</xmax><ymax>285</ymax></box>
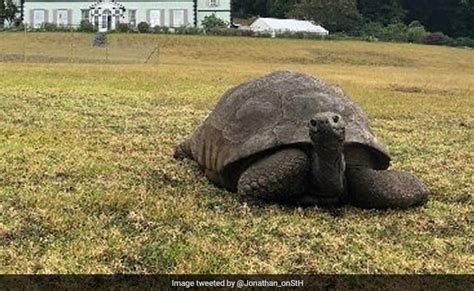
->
<box><xmin>333</xmin><ymin>115</ymin><xmax>339</xmax><ymax>123</ymax></box>
<box><xmin>310</xmin><ymin>119</ymin><xmax>317</xmax><ymax>127</ymax></box>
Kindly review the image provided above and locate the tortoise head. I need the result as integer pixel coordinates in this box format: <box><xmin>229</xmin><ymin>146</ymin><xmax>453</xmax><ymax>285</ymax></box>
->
<box><xmin>309</xmin><ymin>112</ymin><xmax>346</xmax><ymax>148</ymax></box>
<box><xmin>307</xmin><ymin>112</ymin><xmax>347</xmax><ymax>206</ymax></box>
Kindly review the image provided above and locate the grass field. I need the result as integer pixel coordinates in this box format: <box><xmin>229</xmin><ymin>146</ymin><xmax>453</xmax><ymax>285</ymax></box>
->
<box><xmin>0</xmin><ymin>33</ymin><xmax>473</xmax><ymax>274</ymax></box>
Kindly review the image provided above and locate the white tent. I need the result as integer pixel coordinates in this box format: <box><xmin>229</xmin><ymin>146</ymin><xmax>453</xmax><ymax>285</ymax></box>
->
<box><xmin>249</xmin><ymin>17</ymin><xmax>329</xmax><ymax>36</ymax></box>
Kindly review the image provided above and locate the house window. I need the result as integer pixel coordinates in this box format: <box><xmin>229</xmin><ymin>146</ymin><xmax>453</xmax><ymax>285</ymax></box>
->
<box><xmin>81</xmin><ymin>9</ymin><xmax>89</xmax><ymax>21</ymax></box>
<box><xmin>102</xmin><ymin>14</ymin><xmax>107</xmax><ymax>29</ymax></box>
<box><xmin>57</xmin><ymin>9</ymin><xmax>68</xmax><ymax>26</ymax></box>
<box><xmin>173</xmin><ymin>9</ymin><xmax>185</xmax><ymax>27</ymax></box>
<box><xmin>209</xmin><ymin>0</ymin><xmax>219</xmax><ymax>7</ymax></box>
<box><xmin>33</xmin><ymin>10</ymin><xmax>45</xmax><ymax>28</ymax></box>
<box><xmin>128</xmin><ymin>9</ymin><xmax>136</xmax><ymax>26</ymax></box>
<box><xmin>149</xmin><ymin>10</ymin><xmax>161</xmax><ymax>27</ymax></box>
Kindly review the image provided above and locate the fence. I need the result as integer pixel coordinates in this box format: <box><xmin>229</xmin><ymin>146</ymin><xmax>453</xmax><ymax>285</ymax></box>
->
<box><xmin>0</xmin><ymin>30</ymin><xmax>160</xmax><ymax>64</ymax></box>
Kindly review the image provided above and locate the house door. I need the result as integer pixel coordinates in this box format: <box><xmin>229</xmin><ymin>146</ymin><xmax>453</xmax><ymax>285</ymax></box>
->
<box><xmin>33</xmin><ymin>10</ymin><xmax>45</xmax><ymax>28</ymax></box>
<box><xmin>99</xmin><ymin>9</ymin><xmax>112</xmax><ymax>32</ymax></box>
<box><xmin>172</xmin><ymin>10</ymin><xmax>185</xmax><ymax>27</ymax></box>
<box><xmin>150</xmin><ymin>10</ymin><xmax>161</xmax><ymax>27</ymax></box>
<box><xmin>108</xmin><ymin>15</ymin><xmax>112</xmax><ymax>30</ymax></box>
<box><xmin>57</xmin><ymin>10</ymin><xmax>68</xmax><ymax>26</ymax></box>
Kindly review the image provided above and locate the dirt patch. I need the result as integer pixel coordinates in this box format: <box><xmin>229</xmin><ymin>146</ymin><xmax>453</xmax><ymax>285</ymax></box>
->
<box><xmin>389</xmin><ymin>84</ymin><xmax>425</xmax><ymax>93</ymax></box>
<box><xmin>279</xmin><ymin>49</ymin><xmax>415</xmax><ymax>67</ymax></box>
<box><xmin>388</xmin><ymin>84</ymin><xmax>452</xmax><ymax>96</ymax></box>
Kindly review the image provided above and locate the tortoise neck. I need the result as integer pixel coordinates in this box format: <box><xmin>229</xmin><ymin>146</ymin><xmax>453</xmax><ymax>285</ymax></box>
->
<box><xmin>314</xmin><ymin>141</ymin><xmax>344</xmax><ymax>160</ymax></box>
<box><xmin>311</xmin><ymin>142</ymin><xmax>346</xmax><ymax>200</ymax></box>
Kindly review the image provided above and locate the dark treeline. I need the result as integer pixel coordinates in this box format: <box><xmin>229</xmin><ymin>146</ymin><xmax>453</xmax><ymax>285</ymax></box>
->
<box><xmin>232</xmin><ymin>0</ymin><xmax>474</xmax><ymax>38</ymax></box>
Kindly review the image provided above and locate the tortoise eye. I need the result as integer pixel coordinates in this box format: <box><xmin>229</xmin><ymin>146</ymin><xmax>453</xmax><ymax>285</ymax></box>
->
<box><xmin>333</xmin><ymin>115</ymin><xmax>339</xmax><ymax>123</ymax></box>
<box><xmin>310</xmin><ymin>119</ymin><xmax>317</xmax><ymax>127</ymax></box>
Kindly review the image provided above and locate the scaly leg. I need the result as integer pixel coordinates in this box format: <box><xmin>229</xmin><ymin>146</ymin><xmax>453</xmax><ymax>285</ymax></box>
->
<box><xmin>237</xmin><ymin>148</ymin><xmax>310</xmax><ymax>203</ymax></box>
<box><xmin>347</xmin><ymin>167</ymin><xmax>428</xmax><ymax>209</ymax></box>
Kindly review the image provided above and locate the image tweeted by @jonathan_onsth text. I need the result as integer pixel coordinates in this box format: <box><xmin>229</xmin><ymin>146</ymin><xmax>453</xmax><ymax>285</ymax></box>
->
<box><xmin>171</xmin><ymin>278</ymin><xmax>305</xmax><ymax>288</ymax></box>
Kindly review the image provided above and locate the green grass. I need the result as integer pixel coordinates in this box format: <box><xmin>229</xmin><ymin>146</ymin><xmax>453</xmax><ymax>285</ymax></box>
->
<box><xmin>0</xmin><ymin>33</ymin><xmax>473</xmax><ymax>274</ymax></box>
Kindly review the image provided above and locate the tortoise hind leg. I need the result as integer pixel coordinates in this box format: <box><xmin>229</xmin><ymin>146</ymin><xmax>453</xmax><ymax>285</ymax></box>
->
<box><xmin>347</xmin><ymin>167</ymin><xmax>428</xmax><ymax>209</ymax></box>
<box><xmin>237</xmin><ymin>148</ymin><xmax>310</xmax><ymax>203</ymax></box>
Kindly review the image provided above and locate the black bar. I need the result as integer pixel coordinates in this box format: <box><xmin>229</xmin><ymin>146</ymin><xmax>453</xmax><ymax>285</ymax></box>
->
<box><xmin>0</xmin><ymin>275</ymin><xmax>472</xmax><ymax>291</ymax></box>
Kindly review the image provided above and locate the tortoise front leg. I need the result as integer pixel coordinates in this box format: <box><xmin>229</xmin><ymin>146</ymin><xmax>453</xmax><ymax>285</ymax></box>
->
<box><xmin>237</xmin><ymin>148</ymin><xmax>310</xmax><ymax>203</ymax></box>
<box><xmin>346</xmin><ymin>167</ymin><xmax>428</xmax><ymax>209</ymax></box>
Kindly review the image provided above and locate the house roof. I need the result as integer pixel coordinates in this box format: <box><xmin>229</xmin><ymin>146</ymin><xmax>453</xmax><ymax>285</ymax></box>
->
<box><xmin>250</xmin><ymin>17</ymin><xmax>329</xmax><ymax>34</ymax></box>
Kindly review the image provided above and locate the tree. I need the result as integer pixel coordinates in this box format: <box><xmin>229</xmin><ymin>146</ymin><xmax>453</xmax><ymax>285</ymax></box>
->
<box><xmin>357</xmin><ymin>0</ymin><xmax>405</xmax><ymax>25</ymax></box>
<box><xmin>401</xmin><ymin>0</ymin><xmax>474</xmax><ymax>38</ymax></box>
<box><xmin>0</xmin><ymin>0</ymin><xmax>5</xmax><ymax>28</ymax></box>
<box><xmin>288</xmin><ymin>0</ymin><xmax>362</xmax><ymax>32</ymax></box>
<box><xmin>232</xmin><ymin>0</ymin><xmax>297</xmax><ymax>19</ymax></box>
<box><xmin>0</xmin><ymin>0</ymin><xmax>18</xmax><ymax>27</ymax></box>
<box><xmin>406</xmin><ymin>21</ymin><xmax>428</xmax><ymax>42</ymax></box>
<box><xmin>268</xmin><ymin>0</ymin><xmax>297</xmax><ymax>18</ymax></box>
<box><xmin>232</xmin><ymin>0</ymin><xmax>270</xmax><ymax>18</ymax></box>
<box><xmin>202</xmin><ymin>14</ymin><xmax>229</xmax><ymax>31</ymax></box>
<box><xmin>231</xmin><ymin>0</ymin><xmax>473</xmax><ymax>38</ymax></box>
<box><xmin>20</xmin><ymin>0</ymin><xmax>24</xmax><ymax>23</ymax></box>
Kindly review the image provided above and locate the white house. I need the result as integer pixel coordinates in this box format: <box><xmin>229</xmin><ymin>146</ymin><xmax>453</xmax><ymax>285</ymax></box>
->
<box><xmin>23</xmin><ymin>0</ymin><xmax>231</xmax><ymax>31</ymax></box>
<box><xmin>250</xmin><ymin>17</ymin><xmax>329</xmax><ymax>36</ymax></box>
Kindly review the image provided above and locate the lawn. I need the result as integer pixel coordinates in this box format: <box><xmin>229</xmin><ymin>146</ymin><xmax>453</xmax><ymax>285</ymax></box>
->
<box><xmin>0</xmin><ymin>33</ymin><xmax>472</xmax><ymax>274</ymax></box>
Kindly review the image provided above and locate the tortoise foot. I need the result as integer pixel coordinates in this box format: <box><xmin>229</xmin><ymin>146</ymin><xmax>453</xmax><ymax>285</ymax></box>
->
<box><xmin>347</xmin><ymin>167</ymin><xmax>428</xmax><ymax>209</ymax></box>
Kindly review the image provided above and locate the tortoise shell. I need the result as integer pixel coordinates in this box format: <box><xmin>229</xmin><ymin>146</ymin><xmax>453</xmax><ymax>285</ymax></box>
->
<box><xmin>186</xmin><ymin>71</ymin><xmax>390</xmax><ymax>187</ymax></box>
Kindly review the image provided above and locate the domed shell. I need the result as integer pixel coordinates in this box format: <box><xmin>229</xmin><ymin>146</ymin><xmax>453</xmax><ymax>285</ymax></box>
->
<box><xmin>187</xmin><ymin>71</ymin><xmax>390</xmax><ymax>177</ymax></box>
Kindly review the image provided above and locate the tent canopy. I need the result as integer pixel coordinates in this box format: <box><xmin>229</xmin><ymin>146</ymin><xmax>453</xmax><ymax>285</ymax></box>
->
<box><xmin>250</xmin><ymin>17</ymin><xmax>329</xmax><ymax>35</ymax></box>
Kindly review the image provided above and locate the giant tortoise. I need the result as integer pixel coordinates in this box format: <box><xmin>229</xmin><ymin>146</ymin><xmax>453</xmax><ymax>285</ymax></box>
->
<box><xmin>174</xmin><ymin>71</ymin><xmax>428</xmax><ymax>209</ymax></box>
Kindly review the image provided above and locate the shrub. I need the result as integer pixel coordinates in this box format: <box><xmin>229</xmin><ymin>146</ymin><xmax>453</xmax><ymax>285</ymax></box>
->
<box><xmin>201</xmin><ymin>14</ymin><xmax>228</xmax><ymax>31</ymax></box>
<box><xmin>454</xmin><ymin>37</ymin><xmax>474</xmax><ymax>48</ymax></box>
<box><xmin>407</xmin><ymin>26</ymin><xmax>428</xmax><ymax>43</ymax></box>
<box><xmin>41</xmin><ymin>23</ymin><xmax>59</xmax><ymax>32</ymax></box>
<box><xmin>206</xmin><ymin>28</ymin><xmax>245</xmax><ymax>37</ymax></box>
<box><xmin>137</xmin><ymin>21</ymin><xmax>150</xmax><ymax>33</ymax></box>
<box><xmin>175</xmin><ymin>26</ymin><xmax>203</xmax><ymax>35</ymax></box>
<box><xmin>361</xmin><ymin>22</ymin><xmax>385</xmax><ymax>38</ymax></box>
<box><xmin>360</xmin><ymin>22</ymin><xmax>408</xmax><ymax>42</ymax></box>
<box><xmin>38</xmin><ymin>23</ymin><xmax>72</xmax><ymax>32</ymax></box>
<box><xmin>421</xmin><ymin>32</ymin><xmax>453</xmax><ymax>46</ymax></box>
<box><xmin>381</xmin><ymin>23</ymin><xmax>408</xmax><ymax>42</ymax></box>
<box><xmin>0</xmin><ymin>22</ymin><xmax>26</xmax><ymax>32</ymax></box>
<box><xmin>362</xmin><ymin>35</ymin><xmax>379</xmax><ymax>42</ymax></box>
<box><xmin>326</xmin><ymin>32</ymin><xmax>352</xmax><ymax>40</ymax></box>
<box><xmin>406</xmin><ymin>21</ymin><xmax>428</xmax><ymax>43</ymax></box>
<box><xmin>241</xmin><ymin>29</ymin><xmax>254</xmax><ymax>37</ymax></box>
<box><xmin>254</xmin><ymin>31</ymin><xmax>272</xmax><ymax>38</ymax></box>
<box><xmin>292</xmin><ymin>31</ymin><xmax>305</xmax><ymax>39</ymax></box>
<box><xmin>153</xmin><ymin>26</ymin><xmax>170</xmax><ymax>34</ymax></box>
<box><xmin>275</xmin><ymin>31</ymin><xmax>325</xmax><ymax>40</ymax></box>
<box><xmin>275</xmin><ymin>31</ymin><xmax>294</xmax><ymax>39</ymax></box>
<box><xmin>16</xmin><ymin>22</ymin><xmax>26</xmax><ymax>32</ymax></box>
<box><xmin>78</xmin><ymin>20</ymin><xmax>95</xmax><ymax>33</ymax></box>
<box><xmin>116</xmin><ymin>23</ymin><xmax>129</xmax><ymax>33</ymax></box>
